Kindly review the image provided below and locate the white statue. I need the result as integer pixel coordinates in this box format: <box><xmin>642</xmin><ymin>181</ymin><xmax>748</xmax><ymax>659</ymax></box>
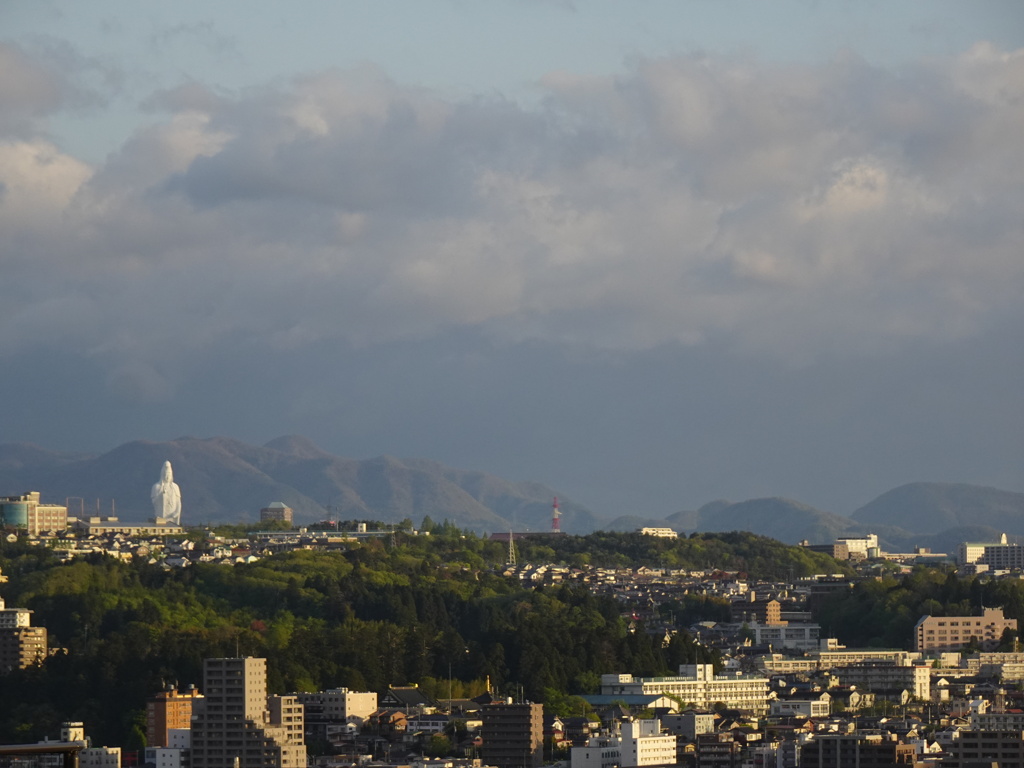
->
<box><xmin>151</xmin><ymin>460</ymin><xmax>182</xmax><ymax>525</ymax></box>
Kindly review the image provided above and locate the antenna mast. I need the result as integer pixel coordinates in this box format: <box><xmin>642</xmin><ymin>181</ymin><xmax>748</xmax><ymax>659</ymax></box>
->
<box><xmin>551</xmin><ymin>496</ymin><xmax>561</xmax><ymax>533</ymax></box>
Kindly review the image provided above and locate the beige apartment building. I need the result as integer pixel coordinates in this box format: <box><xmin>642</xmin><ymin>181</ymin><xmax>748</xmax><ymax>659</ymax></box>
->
<box><xmin>914</xmin><ymin>607</ymin><xmax>1017</xmax><ymax>653</ymax></box>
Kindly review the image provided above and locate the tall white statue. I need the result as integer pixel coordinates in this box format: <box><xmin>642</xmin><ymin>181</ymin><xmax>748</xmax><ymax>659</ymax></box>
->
<box><xmin>151</xmin><ymin>460</ymin><xmax>182</xmax><ymax>525</ymax></box>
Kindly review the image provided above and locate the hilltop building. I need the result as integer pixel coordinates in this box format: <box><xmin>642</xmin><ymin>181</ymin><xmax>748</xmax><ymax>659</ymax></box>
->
<box><xmin>0</xmin><ymin>492</ymin><xmax>68</xmax><ymax>536</ymax></box>
<box><xmin>260</xmin><ymin>503</ymin><xmax>293</xmax><ymax>526</ymax></box>
<box><xmin>959</xmin><ymin>534</ymin><xmax>1009</xmax><ymax>566</ymax></box>
<box><xmin>190</xmin><ymin>657</ymin><xmax>305</xmax><ymax>768</ymax></box>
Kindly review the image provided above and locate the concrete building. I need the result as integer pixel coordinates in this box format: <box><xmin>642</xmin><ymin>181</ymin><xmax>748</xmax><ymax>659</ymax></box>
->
<box><xmin>0</xmin><ymin>492</ymin><xmax>68</xmax><ymax>536</ymax></box>
<box><xmin>833</xmin><ymin>662</ymin><xmax>930</xmax><ymax>702</ymax></box>
<box><xmin>260</xmin><ymin>503</ymin><xmax>293</xmax><ymax>526</ymax></box>
<box><xmin>947</xmin><ymin>730</ymin><xmax>1024</xmax><ymax>767</ymax></box>
<box><xmin>570</xmin><ymin>720</ymin><xmax>676</xmax><ymax>768</ymax></box>
<box><xmin>190</xmin><ymin>657</ymin><xmax>306</xmax><ymax>768</ymax></box>
<box><xmin>481</xmin><ymin>701</ymin><xmax>543</xmax><ymax>768</ymax></box>
<box><xmin>977</xmin><ymin>543</ymin><xmax>1024</xmax><ymax>571</ymax></box>
<box><xmin>146</xmin><ymin>685</ymin><xmax>203</xmax><ymax>747</ymax></box>
<box><xmin>295</xmin><ymin>687</ymin><xmax>377</xmax><ymax>726</ymax></box>
<box><xmin>600</xmin><ymin>664</ymin><xmax>769</xmax><ymax>716</ymax></box>
<box><xmin>0</xmin><ymin>596</ymin><xmax>47</xmax><ymax>673</ymax></box>
<box><xmin>144</xmin><ymin>730</ymin><xmax>190</xmax><ymax>768</ymax></box>
<box><xmin>958</xmin><ymin>534</ymin><xmax>1008</xmax><ymax>566</ymax></box>
<box><xmin>660</xmin><ymin>711</ymin><xmax>715</xmax><ymax>741</ymax></box>
<box><xmin>619</xmin><ymin>720</ymin><xmax>677</xmax><ymax>767</ymax></box>
<box><xmin>748</xmin><ymin>621</ymin><xmax>821</xmax><ymax>651</ymax></box>
<box><xmin>835</xmin><ymin>534</ymin><xmax>880</xmax><ymax>560</ymax></box>
<box><xmin>914</xmin><ymin>607</ymin><xmax>1017</xmax><ymax>653</ymax></box>
<box><xmin>768</xmin><ymin>694</ymin><xmax>830</xmax><ymax>718</ymax></box>
<box><xmin>800</xmin><ymin>734</ymin><xmax>916</xmax><ymax>767</ymax></box>
<box><xmin>731</xmin><ymin>598</ymin><xmax>783</xmax><ymax>625</ymax></box>
<box><xmin>80</xmin><ymin>747</ymin><xmax>121</xmax><ymax>768</ymax></box>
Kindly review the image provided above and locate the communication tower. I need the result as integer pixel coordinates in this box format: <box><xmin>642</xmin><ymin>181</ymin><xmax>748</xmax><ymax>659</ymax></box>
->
<box><xmin>551</xmin><ymin>496</ymin><xmax>561</xmax><ymax>532</ymax></box>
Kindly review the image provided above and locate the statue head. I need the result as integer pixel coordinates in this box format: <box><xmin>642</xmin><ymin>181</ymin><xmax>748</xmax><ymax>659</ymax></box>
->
<box><xmin>161</xmin><ymin>460</ymin><xmax>174</xmax><ymax>484</ymax></box>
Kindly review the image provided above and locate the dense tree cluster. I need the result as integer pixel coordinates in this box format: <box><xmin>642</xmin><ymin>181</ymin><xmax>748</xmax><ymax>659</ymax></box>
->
<box><xmin>0</xmin><ymin>531</ymin><xmax>716</xmax><ymax>747</ymax></box>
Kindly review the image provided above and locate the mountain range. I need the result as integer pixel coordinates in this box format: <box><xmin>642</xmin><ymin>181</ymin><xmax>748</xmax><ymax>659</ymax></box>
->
<box><xmin>1</xmin><ymin>436</ymin><xmax>1022</xmax><ymax>546</ymax></box>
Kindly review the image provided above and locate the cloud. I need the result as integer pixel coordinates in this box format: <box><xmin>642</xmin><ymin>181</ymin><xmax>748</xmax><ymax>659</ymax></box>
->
<box><xmin>1</xmin><ymin>45</ymin><xmax>1022</xmax><ymax>382</ymax></box>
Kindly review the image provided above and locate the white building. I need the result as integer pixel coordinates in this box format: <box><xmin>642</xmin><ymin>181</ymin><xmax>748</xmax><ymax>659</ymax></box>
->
<box><xmin>295</xmin><ymin>687</ymin><xmax>377</xmax><ymax>726</ymax></box>
<box><xmin>748</xmin><ymin>622</ymin><xmax>821</xmax><ymax>651</ymax></box>
<box><xmin>600</xmin><ymin>664</ymin><xmax>768</xmax><ymax>716</ymax></box>
<box><xmin>769</xmin><ymin>694</ymin><xmax>831</xmax><ymax>718</ymax></box>
<box><xmin>0</xmin><ymin>597</ymin><xmax>32</xmax><ymax>628</ymax></box>
<box><xmin>959</xmin><ymin>534</ymin><xmax>1008</xmax><ymax>565</ymax></box>
<box><xmin>80</xmin><ymin>747</ymin><xmax>121</xmax><ymax>768</ymax></box>
<box><xmin>144</xmin><ymin>748</ymin><xmax>185</xmax><ymax>768</ymax></box>
<box><xmin>639</xmin><ymin>528</ymin><xmax>678</xmax><ymax>539</ymax></box>
<box><xmin>835</xmin><ymin>534</ymin><xmax>880</xmax><ymax>559</ymax></box>
<box><xmin>570</xmin><ymin>720</ymin><xmax>677</xmax><ymax>768</ymax></box>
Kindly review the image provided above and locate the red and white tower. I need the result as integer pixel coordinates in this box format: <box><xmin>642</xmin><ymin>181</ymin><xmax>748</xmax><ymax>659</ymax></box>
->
<box><xmin>551</xmin><ymin>496</ymin><xmax>561</xmax><ymax>532</ymax></box>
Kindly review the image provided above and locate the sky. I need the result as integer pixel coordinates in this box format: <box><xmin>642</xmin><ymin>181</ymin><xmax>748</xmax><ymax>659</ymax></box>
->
<box><xmin>1</xmin><ymin>1</ymin><xmax>1022</xmax><ymax>520</ymax></box>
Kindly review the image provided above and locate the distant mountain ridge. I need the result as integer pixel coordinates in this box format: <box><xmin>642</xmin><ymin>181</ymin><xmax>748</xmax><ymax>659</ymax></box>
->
<box><xmin>1</xmin><ymin>438</ymin><xmax>1020</xmax><ymax>544</ymax></box>
<box><xmin>605</xmin><ymin>483</ymin><xmax>1024</xmax><ymax>550</ymax></box>
<box><xmin>0</xmin><ymin>436</ymin><xmax>598</xmax><ymax>534</ymax></box>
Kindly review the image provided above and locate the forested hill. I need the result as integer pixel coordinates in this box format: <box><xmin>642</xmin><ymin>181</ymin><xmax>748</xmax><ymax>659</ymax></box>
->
<box><xmin>0</xmin><ymin>530</ymin><xmax>835</xmax><ymax>746</ymax></box>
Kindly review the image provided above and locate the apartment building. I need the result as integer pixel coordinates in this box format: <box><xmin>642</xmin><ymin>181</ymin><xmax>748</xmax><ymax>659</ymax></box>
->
<box><xmin>481</xmin><ymin>701</ymin><xmax>543</xmax><ymax>768</ymax></box>
<box><xmin>800</xmin><ymin>734</ymin><xmax>916</xmax><ymax>767</ymax></box>
<box><xmin>947</xmin><ymin>730</ymin><xmax>1024</xmax><ymax>767</ymax></box>
<box><xmin>0</xmin><ymin>596</ymin><xmax>47</xmax><ymax>673</ymax></box>
<box><xmin>190</xmin><ymin>657</ymin><xmax>305</xmax><ymax>768</ymax></box>
<box><xmin>833</xmin><ymin>663</ymin><xmax>931</xmax><ymax>701</ymax></box>
<box><xmin>914</xmin><ymin>608</ymin><xmax>1017</xmax><ymax>653</ymax></box>
<box><xmin>146</xmin><ymin>685</ymin><xmax>203</xmax><ymax>747</ymax></box>
<box><xmin>571</xmin><ymin>720</ymin><xmax>676</xmax><ymax>768</ymax></box>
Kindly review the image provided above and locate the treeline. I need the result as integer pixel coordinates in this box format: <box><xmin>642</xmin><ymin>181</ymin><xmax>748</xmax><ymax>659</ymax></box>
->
<box><xmin>813</xmin><ymin>567</ymin><xmax>1024</xmax><ymax>648</ymax></box>
<box><xmin>0</xmin><ymin>535</ymin><xmax>715</xmax><ymax>747</ymax></box>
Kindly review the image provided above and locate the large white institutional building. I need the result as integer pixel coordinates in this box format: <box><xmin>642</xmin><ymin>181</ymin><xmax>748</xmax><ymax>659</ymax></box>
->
<box><xmin>600</xmin><ymin>664</ymin><xmax>769</xmax><ymax>715</ymax></box>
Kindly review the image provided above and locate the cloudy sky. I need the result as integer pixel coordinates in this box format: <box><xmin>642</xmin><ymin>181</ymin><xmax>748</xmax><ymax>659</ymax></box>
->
<box><xmin>2</xmin><ymin>1</ymin><xmax>1022</xmax><ymax>520</ymax></box>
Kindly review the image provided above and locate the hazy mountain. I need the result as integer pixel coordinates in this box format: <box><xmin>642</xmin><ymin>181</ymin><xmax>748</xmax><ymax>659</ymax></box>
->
<box><xmin>0</xmin><ymin>436</ymin><xmax>598</xmax><ymax>533</ymax></box>
<box><xmin>852</xmin><ymin>483</ymin><xmax>1024</xmax><ymax>536</ymax></box>
<box><xmin>4</xmin><ymin>439</ymin><xmax>1019</xmax><ymax>545</ymax></box>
